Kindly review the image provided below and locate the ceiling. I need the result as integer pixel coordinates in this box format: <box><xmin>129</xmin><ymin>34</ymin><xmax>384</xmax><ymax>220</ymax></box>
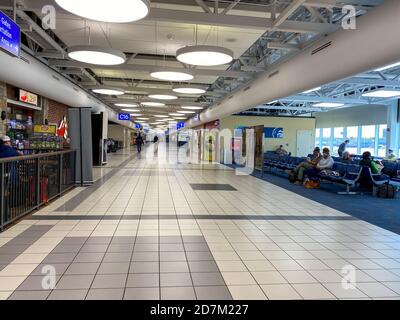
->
<box><xmin>0</xmin><ymin>0</ymin><xmax>386</xmax><ymax>129</ymax></box>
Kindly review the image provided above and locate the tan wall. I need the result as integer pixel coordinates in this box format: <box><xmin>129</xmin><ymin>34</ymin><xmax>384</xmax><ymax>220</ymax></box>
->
<box><xmin>220</xmin><ymin>115</ymin><xmax>316</xmax><ymax>156</ymax></box>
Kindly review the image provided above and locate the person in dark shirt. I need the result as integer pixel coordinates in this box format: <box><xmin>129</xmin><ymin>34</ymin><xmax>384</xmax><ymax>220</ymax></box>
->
<box><xmin>0</xmin><ymin>136</ymin><xmax>21</xmax><ymax>158</ymax></box>
<box><xmin>136</xmin><ymin>133</ymin><xmax>144</xmax><ymax>153</ymax></box>
<box><xmin>338</xmin><ymin>140</ymin><xmax>349</xmax><ymax>157</ymax></box>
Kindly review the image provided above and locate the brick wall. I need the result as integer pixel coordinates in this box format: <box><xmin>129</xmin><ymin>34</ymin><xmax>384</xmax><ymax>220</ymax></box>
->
<box><xmin>46</xmin><ymin>99</ymin><xmax>69</xmax><ymax>125</ymax></box>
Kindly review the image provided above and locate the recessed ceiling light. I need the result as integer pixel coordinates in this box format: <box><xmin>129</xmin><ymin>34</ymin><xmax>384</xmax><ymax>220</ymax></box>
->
<box><xmin>136</xmin><ymin>120</ymin><xmax>147</xmax><ymax>123</ymax></box>
<box><xmin>176</xmin><ymin>45</ymin><xmax>234</xmax><ymax>66</ymax></box>
<box><xmin>68</xmin><ymin>46</ymin><xmax>126</xmax><ymax>65</ymax></box>
<box><xmin>115</xmin><ymin>103</ymin><xmax>138</xmax><ymax>107</ymax></box>
<box><xmin>156</xmin><ymin>119</ymin><xmax>166</xmax><ymax>122</ymax></box>
<box><xmin>181</xmin><ymin>106</ymin><xmax>203</xmax><ymax>110</ymax></box>
<box><xmin>141</xmin><ymin>102</ymin><xmax>166</xmax><ymax>107</ymax></box>
<box><xmin>173</xmin><ymin>86</ymin><xmax>206</xmax><ymax>94</ymax></box>
<box><xmin>155</xmin><ymin>115</ymin><xmax>169</xmax><ymax>118</ymax></box>
<box><xmin>375</xmin><ymin>62</ymin><xmax>400</xmax><ymax>72</ymax></box>
<box><xmin>174</xmin><ymin>117</ymin><xmax>187</xmax><ymax>120</ymax></box>
<box><xmin>92</xmin><ymin>88</ymin><xmax>124</xmax><ymax>95</ymax></box>
<box><xmin>121</xmin><ymin>108</ymin><xmax>140</xmax><ymax>112</ymax></box>
<box><xmin>55</xmin><ymin>0</ymin><xmax>150</xmax><ymax>23</ymax></box>
<box><xmin>178</xmin><ymin>110</ymin><xmax>196</xmax><ymax>114</ymax></box>
<box><xmin>303</xmin><ymin>87</ymin><xmax>321</xmax><ymax>94</ymax></box>
<box><xmin>150</xmin><ymin>71</ymin><xmax>194</xmax><ymax>81</ymax></box>
<box><xmin>313</xmin><ymin>102</ymin><xmax>344</xmax><ymax>108</ymax></box>
<box><xmin>137</xmin><ymin>117</ymin><xmax>149</xmax><ymax>120</ymax></box>
<box><xmin>362</xmin><ymin>89</ymin><xmax>400</xmax><ymax>98</ymax></box>
<box><xmin>130</xmin><ymin>113</ymin><xmax>142</xmax><ymax>116</ymax></box>
<box><xmin>169</xmin><ymin>113</ymin><xmax>182</xmax><ymax>116</ymax></box>
<box><xmin>148</xmin><ymin>94</ymin><xmax>178</xmax><ymax>100</ymax></box>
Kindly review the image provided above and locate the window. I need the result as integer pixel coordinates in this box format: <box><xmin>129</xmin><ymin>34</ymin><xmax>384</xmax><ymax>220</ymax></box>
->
<box><xmin>315</xmin><ymin>128</ymin><xmax>321</xmax><ymax>148</ymax></box>
<box><xmin>321</xmin><ymin>128</ymin><xmax>331</xmax><ymax>150</ymax></box>
<box><xmin>361</xmin><ymin>125</ymin><xmax>376</xmax><ymax>156</ymax></box>
<box><xmin>346</xmin><ymin>126</ymin><xmax>358</xmax><ymax>155</ymax></box>
<box><xmin>377</xmin><ymin>124</ymin><xmax>387</xmax><ymax>157</ymax></box>
<box><xmin>333</xmin><ymin>127</ymin><xmax>344</xmax><ymax>155</ymax></box>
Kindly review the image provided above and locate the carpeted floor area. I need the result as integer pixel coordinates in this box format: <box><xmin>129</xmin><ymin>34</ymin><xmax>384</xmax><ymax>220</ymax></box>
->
<box><xmin>228</xmin><ymin>165</ymin><xmax>400</xmax><ymax>235</ymax></box>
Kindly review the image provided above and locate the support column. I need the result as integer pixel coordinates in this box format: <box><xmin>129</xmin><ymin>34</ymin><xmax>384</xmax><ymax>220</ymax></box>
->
<box><xmin>386</xmin><ymin>100</ymin><xmax>399</xmax><ymax>156</ymax></box>
<box><xmin>0</xmin><ymin>82</ymin><xmax>7</xmax><ymax>136</ymax></box>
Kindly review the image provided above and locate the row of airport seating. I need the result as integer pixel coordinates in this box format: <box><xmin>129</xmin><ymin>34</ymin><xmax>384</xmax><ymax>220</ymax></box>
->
<box><xmin>263</xmin><ymin>151</ymin><xmax>400</xmax><ymax>195</ymax></box>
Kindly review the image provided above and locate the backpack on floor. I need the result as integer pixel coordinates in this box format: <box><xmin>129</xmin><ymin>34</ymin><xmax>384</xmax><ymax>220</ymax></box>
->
<box><xmin>304</xmin><ymin>179</ymin><xmax>320</xmax><ymax>189</ymax></box>
<box><xmin>377</xmin><ymin>183</ymin><xmax>395</xmax><ymax>199</ymax></box>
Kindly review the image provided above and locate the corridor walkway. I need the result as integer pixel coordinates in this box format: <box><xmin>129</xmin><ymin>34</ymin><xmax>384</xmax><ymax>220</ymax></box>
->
<box><xmin>1</xmin><ymin>143</ymin><xmax>400</xmax><ymax>300</ymax></box>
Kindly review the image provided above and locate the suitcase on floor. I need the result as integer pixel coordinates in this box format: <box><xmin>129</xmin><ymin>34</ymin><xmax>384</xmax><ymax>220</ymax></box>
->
<box><xmin>377</xmin><ymin>183</ymin><xmax>395</xmax><ymax>199</ymax></box>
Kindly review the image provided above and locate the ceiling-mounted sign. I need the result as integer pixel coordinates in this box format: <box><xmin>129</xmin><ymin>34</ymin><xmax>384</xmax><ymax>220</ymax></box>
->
<box><xmin>177</xmin><ymin>122</ymin><xmax>185</xmax><ymax>130</ymax></box>
<box><xmin>118</xmin><ymin>113</ymin><xmax>130</xmax><ymax>121</ymax></box>
<box><xmin>0</xmin><ymin>10</ymin><xmax>20</xmax><ymax>57</ymax></box>
<box><xmin>19</xmin><ymin>89</ymin><xmax>38</xmax><ymax>106</ymax></box>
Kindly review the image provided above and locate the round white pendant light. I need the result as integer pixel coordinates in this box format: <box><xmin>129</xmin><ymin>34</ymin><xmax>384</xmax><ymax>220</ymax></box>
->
<box><xmin>173</xmin><ymin>86</ymin><xmax>206</xmax><ymax>94</ymax></box>
<box><xmin>68</xmin><ymin>46</ymin><xmax>126</xmax><ymax>65</ymax></box>
<box><xmin>93</xmin><ymin>88</ymin><xmax>124</xmax><ymax>95</ymax></box>
<box><xmin>176</xmin><ymin>45</ymin><xmax>234</xmax><ymax>66</ymax></box>
<box><xmin>141</xmin><ymin>102</ymin><xmax>166</xmax><ymax>107</ymax></box>
<box><xmin>148</xmin><ymin>94</ymin><xmax>178</xmax><ymax>100</ymax></box>
<box><xmin>115</xmin><ymin>103</ymin><xmax>138</xmax><ymax>107</ymax></box>
<box><xmin>178</xmin><ymin>110</ymin><xmax>196</xmax><ymax>114</ymax></box>
<box><xmin>55</xmin><ymin>0</ymin><xmax>150</xmax><ymax>23</ymax></box>
<box><xmin>181</xmin><ymin>106</ymin><xmax>204</xmax><ymax>110</ymax></box>
<box><xmin>150</xmin><ymin>71</ymin><xmax>194</xmax><ymax>81</ymax></box>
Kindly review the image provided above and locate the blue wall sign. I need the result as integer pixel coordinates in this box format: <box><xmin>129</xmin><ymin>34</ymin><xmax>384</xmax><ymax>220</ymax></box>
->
<box><xmin>264</xmin><ymin>127</ymin><xmax>284</xmax><ymax>139</ymax></box>
<box><xmin>0</xmin><ymin>10</ymin><xmax>20</xmax><ymax>57</ymax></box>
<box><xmin>118</xmin><ymin>113</ymin><xmax>130</xmax><ymax>121</ymax></box>
<box><xmin>177</xmin><ymin>122</ymin><xmax>185</xmax><ymax>130</ymax></box>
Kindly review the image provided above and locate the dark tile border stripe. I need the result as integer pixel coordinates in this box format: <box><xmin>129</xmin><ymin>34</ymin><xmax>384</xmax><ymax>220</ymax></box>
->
<box><xmin>28</xmin><ymin>215</ymin><xmax>358</xmax><ymax>221</ymax></box>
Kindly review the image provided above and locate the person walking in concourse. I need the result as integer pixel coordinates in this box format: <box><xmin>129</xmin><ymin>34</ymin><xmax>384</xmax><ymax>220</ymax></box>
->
<box><xmin>136</xmin><ymin>133</ymin><xmax>144</xmax><ymax>153</ymax></box>
<box><xmin>153</xmin><ymin>135</ymin><xmax>159</xmax><ymax>154</ymax></box>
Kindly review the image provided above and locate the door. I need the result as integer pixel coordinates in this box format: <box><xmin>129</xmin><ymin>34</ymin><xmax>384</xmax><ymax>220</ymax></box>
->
<box><xmin>296</xmin><ymin>130</ymin><xmax>315</xmax><ymax>157</ymax></box>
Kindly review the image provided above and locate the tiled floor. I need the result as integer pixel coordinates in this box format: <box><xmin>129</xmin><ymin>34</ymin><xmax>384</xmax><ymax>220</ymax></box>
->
<box><xmin>1</xmin><ymin>143</ymin><xmax>400</xmax><ymax>300</ymax></box>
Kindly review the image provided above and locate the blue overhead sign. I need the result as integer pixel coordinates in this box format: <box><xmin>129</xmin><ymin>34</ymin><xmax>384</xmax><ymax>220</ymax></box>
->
<box><xmin>177</xmin><ymin>122</ymin><xmax>185</xmax><ymax>130</ymax></box>
<box><xmin>135</xmin><ymin>124</ymin><xmax>141</xmax><ymax>129</ymax></box>
<box><xmin>118</xmin><ymin>113</ymin><xmax>130</xmax><ymax>121</ymax></box>
<box><xmin>0</xmin><ymin>10</ymin><xmax>20</xmax><ymax>57</ymax></box>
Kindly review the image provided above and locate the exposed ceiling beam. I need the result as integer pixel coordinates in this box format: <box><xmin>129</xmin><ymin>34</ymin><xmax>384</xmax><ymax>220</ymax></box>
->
<box><xmin>257</xmin><ymin>105</ymin><xmax>323</xmax><ymax>112</ymax></box>
<box><xmin>273</xmin><ymin>0</ymin><xmax>307</xmax><ymax>27</ymax></box>
<box><xmin>47</xmin><ymin>59</ymin><xmax>256</xmax><ymax>78</ymax></box>
<box><xmin>147</xmin><ymin>8</ymin><xmax>338</xmax><ymax>33</ymax></box>
<box><xmin>337</xmin><ymin>77</ymin><xmax>400</xmax><ymax>87</ymax></box>
<box><xmin>267</xmin><ymin>41</ymin><xmax>301</xmax><ymax>51</ymax></box>
<box><xmin>280</xmin><ymin>95</ymin><xmax>369</xmax><ymax>104</ymax></box>
<box><xmin>195</xmin><ymin>0</ymin><xmax>212</xmax><ymax>13</ymax></box>
<box><xmin>221</xmin><ymin>0</ymin><xmax>241</xmax><ymax>15</ymax></box>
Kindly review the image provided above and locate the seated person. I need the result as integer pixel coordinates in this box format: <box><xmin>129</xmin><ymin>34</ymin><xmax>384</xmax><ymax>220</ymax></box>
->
<box><xmin>305</xmin><ymin>147</ymin><xmax>334</xmax><ymax>182</ymax></box>
<box><xmin>0</xmin><ymin>136</ymin><xmax>21</xmax><ymax>158</ymax></box>
<box><xmin>385</xmin><ymin>149</ymin><xmax>397</xmax><ymax>162</ymax></box>
<box><xmin>275</xmin><ymin>145</ymin><xmax>288</xmax><ymax>156</ymax></box>
<box><xmin>288</xmin><ymin>147</ymin><xmax>321</xmax><ymax>185</ymax></box>
<box><xmin>340</xmin><ymin>151</ymin><xmax>353</xmax><ymax>164</ymax></box>
<box><xmin>359</xmin><ymin>151</ymin><xmax>380</xmax><ymax>174</ymax></box>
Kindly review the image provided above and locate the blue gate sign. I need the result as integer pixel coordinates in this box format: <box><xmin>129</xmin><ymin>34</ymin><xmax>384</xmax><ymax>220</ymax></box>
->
<box><xmin>177</xmin><ymin>122</ymin><xmax>185</xmax><ymax>130</ymax></box>
<box><xmin>0</xmin><ymin>10</ymin><xmax>20</xmax><ymax>57</ymax></box>
<box><xmin>135</xmin><ymin>124</ymin><xmax>141</xmax><ymax>129</ymax></box>
<box><xmin>118</xmin><ymin>113</ymin><xmax>130</xmax><ymax>121</ymax></box>
<box><xmin>264</xmin><ymin>127</ymin><xmax>284</xmax><ymax>139</ymax></box>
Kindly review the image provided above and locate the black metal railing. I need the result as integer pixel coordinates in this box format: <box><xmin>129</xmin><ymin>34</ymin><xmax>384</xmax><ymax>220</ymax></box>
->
<box><xmin>0</xmin><ymin>150</ymin><xmax>76</xmax><ymax>230</ymax></box>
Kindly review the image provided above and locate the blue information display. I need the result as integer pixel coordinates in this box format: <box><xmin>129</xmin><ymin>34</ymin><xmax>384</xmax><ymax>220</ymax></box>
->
<box><xmin>177</xmin><ymin>122</ymin><xmax>185</xmax><ymax>130</ymax></box>
<box><xmin>118</xmin><ymin>113</ymin><xmax>130</xmax><ymax>121</ymax></box>
<box><xmin>0</xmin><ymin>10</ymin><xmax>20</xmax><ymax>57</ymax></box>
<box><xmin>135</xmin><ymin>124</ymin><xmax>141</xmax><ymax>129</ymax></box>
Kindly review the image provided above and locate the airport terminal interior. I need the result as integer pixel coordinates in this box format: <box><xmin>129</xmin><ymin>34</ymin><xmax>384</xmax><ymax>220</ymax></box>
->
<box><xmin>1</xmin><ymin>0</ymin><xmax>400</xmax><ymax>302</ymax></box>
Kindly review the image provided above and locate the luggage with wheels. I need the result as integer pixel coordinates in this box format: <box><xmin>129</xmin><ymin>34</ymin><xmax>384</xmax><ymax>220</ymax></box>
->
<box><xmin>377</xmin><ymin>183</ymin><xmax>395</xmax><ymax>199</ymax></box>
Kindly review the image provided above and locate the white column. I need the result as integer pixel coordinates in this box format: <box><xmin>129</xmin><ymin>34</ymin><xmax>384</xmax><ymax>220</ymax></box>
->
<box><xmin>386</xmin><ymin>100</ymin><xmax>399</xmax><ymax>156</ymax></box>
